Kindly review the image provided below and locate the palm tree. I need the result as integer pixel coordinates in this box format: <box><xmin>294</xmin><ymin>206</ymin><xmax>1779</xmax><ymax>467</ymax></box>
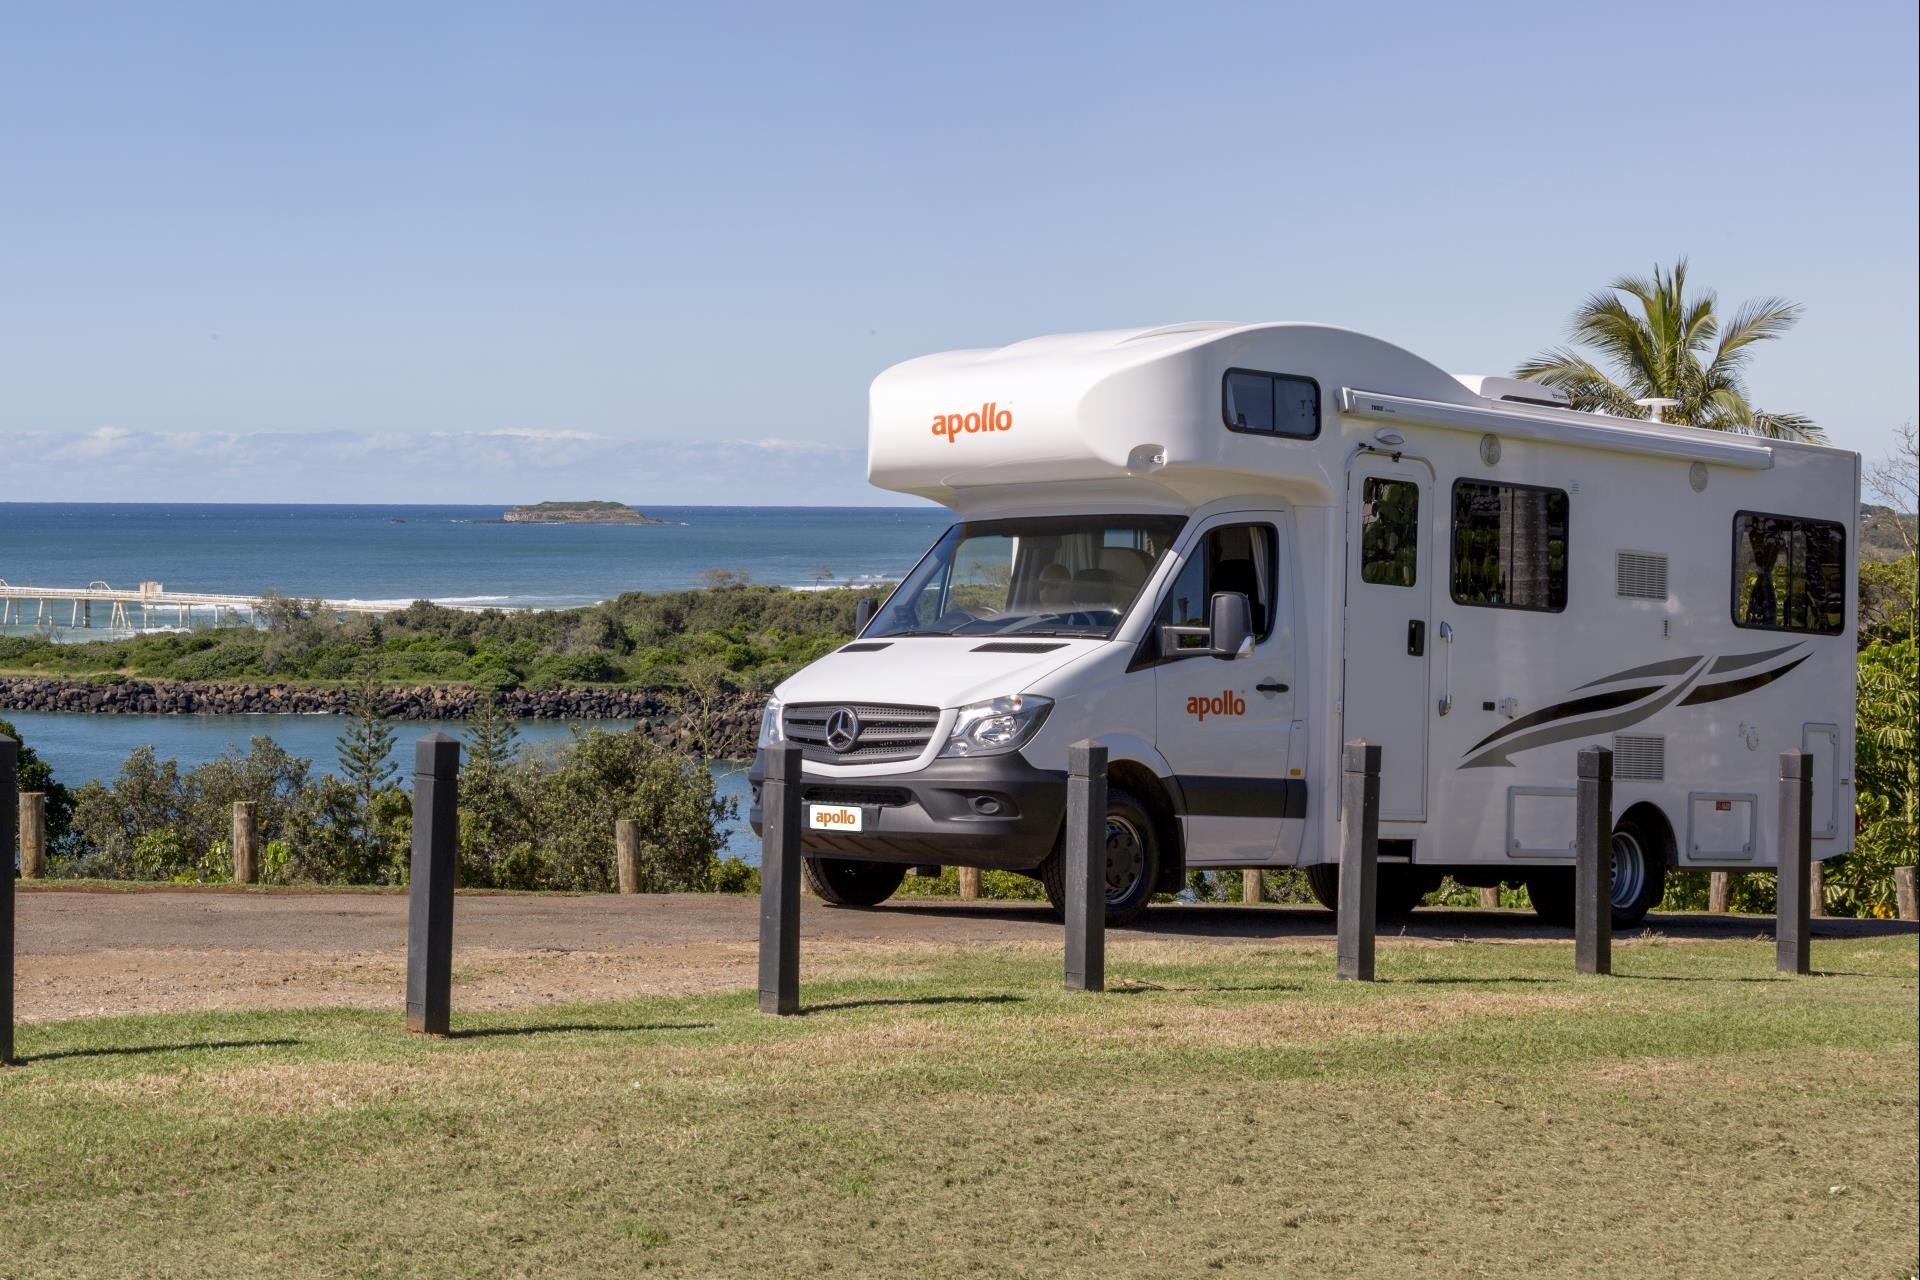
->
<box><xmin>1516</xmin><ymin>259</ymin><xmax>1822</xmax><ymax>441</ymax></box>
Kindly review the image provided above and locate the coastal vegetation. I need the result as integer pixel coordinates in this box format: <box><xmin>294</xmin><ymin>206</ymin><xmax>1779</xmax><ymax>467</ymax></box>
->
<box><xmin>0</xmin><ymin>583</ymin><xmax>868</xmax><ymax>692</ymax></box>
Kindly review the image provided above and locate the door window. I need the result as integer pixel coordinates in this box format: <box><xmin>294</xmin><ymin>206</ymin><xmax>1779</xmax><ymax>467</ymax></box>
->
<box><xmin>1359</xmin><ymin>477</ymin><xmax>1420</xmax><ymax>587</ymax></box>
<box><xmin>1155</xmin><ymin>523</ymin><xmax>1277</xmax><ymax>657</ymax></box>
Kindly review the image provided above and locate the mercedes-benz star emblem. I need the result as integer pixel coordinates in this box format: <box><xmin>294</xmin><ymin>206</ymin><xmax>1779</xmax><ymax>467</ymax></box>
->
<box><xmin>824</xmin><ymin>708</ymin><xmax>861</xmax><ymax>754</ymax></box>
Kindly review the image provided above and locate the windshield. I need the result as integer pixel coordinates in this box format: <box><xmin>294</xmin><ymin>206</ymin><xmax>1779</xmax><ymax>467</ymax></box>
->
<box><xmin>867</xmin><ymin>514</ymin><xmax>1187</xmax><ymax>640</ymax></box>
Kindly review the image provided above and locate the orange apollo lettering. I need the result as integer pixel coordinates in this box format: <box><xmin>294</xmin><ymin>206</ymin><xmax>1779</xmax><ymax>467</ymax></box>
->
<box><xmin>930</xmin><ymin>401</ymin><xmax>1014</xmax><ymax>442</ymax></box>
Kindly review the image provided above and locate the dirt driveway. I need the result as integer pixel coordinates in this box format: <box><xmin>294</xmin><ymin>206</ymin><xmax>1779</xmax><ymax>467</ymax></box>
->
<box><xmin>11</xmin><ymin>885</ymin><xmax>1909</xmax><ymax>1022</ymax></box>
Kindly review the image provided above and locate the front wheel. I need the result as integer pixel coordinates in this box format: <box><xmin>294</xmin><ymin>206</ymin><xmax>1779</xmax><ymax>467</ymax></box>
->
<box><xmin>1040</xmin><ymin>785</ymin><xmax>1162</xmax><ymax>926</ymax></box>
<box><xmin>1302</xmin><ymin>863</ymin><xmax>1437</xmax><ymax>918</ymax></box>
<box><xmin>802</xmin><ymin>857</ymin><xmax>907</xmax><ymax>908</ymax></box>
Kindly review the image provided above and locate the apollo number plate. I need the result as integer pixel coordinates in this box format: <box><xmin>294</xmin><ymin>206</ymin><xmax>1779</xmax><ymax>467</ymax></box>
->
<box><xmin>807</xmin><ymin>804</ymin><xmax>863</xmax><ymax>833</ymax></box>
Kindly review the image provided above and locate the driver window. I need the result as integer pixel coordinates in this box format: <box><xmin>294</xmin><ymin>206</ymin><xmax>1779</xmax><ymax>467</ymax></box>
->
<box><xmin>1157</xmin><ymin>523</ymin><xmax>1276</xmax><ymax>655</ymax></box>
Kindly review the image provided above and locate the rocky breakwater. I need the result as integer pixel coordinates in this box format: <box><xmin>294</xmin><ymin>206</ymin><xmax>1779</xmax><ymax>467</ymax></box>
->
<box><xmin>0</xmin><ymin>677</ymin><xmax>770</xmax><ymax>758</ymax></box>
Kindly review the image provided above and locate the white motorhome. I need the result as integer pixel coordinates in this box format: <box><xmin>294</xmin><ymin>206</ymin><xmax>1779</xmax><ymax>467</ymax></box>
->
<box><xmin>750</xmin><ymin>322</ymin><xmax>1859</xmax><ymax>925</ymax></box>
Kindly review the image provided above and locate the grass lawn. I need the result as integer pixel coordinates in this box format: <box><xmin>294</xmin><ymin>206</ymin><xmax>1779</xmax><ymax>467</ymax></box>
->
<box><xmin>2</xmin><ymin>935</ymin><xmax>1915</xmax><ymax>1279</ymax></box>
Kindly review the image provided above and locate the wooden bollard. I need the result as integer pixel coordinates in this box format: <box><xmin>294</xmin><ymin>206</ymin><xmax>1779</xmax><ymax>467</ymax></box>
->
<box><xmin>1478</xmin><ymin>886</ymin><xmax>1500</xmax><ymax>910</ymax></box>
<box><xmin>1896</xmin><ymin>867</ymin><xmax>1918</xmax><ymax>922</ymax></box>
<box><xmin>1242</xmin><ymin>869</ymin><xmax>1264</xmax><ymax>904</ymax></box>
<box><xmin>18</xmin><ymin>792</ymin><xmax>46</xmax><ymax>880</ymax></box>
<box><xmin>757</xmin><ymin>744</ymin><xmax>802</xmax><ymax>1015</ymax></box>
<box><xmin>957</xmin><ymin>866</ymin><xmax>981</xmax><ymax>901</ymax></box>
<box><xmin>1063</xmin><ymin>740</ymin><xmax>1107</xmax><ymax>993</ymax></box>
<box><xmin>405</xmin><ymin>734</ymin><xmax>461</xmax><ymax>1036</ymax></box>
<box><xmin>2</xmin><ymin>737</ymin><xmax>17</xmax><ymax>1065</ymax></box>
<box><xmin>1708</xmin><ymin>871</ymin><xmax>1732</xmax><ymax>913</ymax></box>
<box><xmin>616</xmin><ymin>819</ymin><xmax>640</xmax><ymax>894</ymax></box>
<box><xmin>1776</xmin><ymin>751</ymin><xmax>1812</xmax><ymax>976</ymax></box>
<box><xmin>1574</xmin><ymin>746</ymin><xmax>1613</xmax><ymax>976</ymax></box>
<box><xmin>1336</xmin><ymin>741</ymin><xmax>1380</xmax><ymax>982</ymax></box>
<box><xmin>231</xmin><ymin>801</ymin><xmax>257</xmax><ymax>885</ymax></box>
<box><xmin>1809</xmin><ymin>860</ymin><xmax>1827</xmax><ymax>919</ymax></box>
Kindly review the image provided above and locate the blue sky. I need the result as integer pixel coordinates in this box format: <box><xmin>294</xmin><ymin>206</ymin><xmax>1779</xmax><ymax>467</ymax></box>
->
<box><xmin>2</xmin><ymin>0</ymin><xmax>1914</xmax><ymax>505</ymax></box>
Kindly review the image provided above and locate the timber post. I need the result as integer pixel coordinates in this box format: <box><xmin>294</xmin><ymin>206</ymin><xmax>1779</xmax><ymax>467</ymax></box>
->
<box><xmin>1336</xmin><ymin>741</ymin><xmax>1380</xmax><ymax>982</ymax></box>
<box><xmin>231</xmin><ymin>801</ymin><xmax>258</xmax><ymax>885</ymax></box>
<box><xmin>1574</xmin><ymin>746</ymin><xmax>1613</xmax><ymax>976</ymax></box>
<box><xmin>405</xmin><ymin>734</ymin><xmax>461</xmax><ymax>1036</ymax></box>
<box><xmin>1064</xmin><ymin>740</ymin><xmax>1107</xmax><ymax>993</ymax></box>
<box><xmin>18</xmin><ymin>793</ymin><xmax>46</xmax><ymax>880</ymax></box>
<box><xmin>757</xmin><ymin>744</ymin><xmax>802</xmax><ymax>1015</ymax></box>
<box><xmin>616</xmin><ymin>819</ymin><xmax>641</xmax><ymax>895</ymax></box>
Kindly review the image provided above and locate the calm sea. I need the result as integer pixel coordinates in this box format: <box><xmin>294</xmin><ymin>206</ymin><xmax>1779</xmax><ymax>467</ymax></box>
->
<box><xmin>0</xmin><ymin>502</ymin><xmax>948</xmax><ymax>612</ymax></box>
<box><xmin>1</xmin><ymin>501</ymin><xmax>954</xmax><ymax>863</ymax></box>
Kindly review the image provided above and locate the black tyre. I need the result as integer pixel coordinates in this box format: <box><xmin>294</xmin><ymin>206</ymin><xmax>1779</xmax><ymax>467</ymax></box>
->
<box><xmin>802</xmin><ymin>857</ymin><xmax>907</xmax><ymax>908</ymax></box>
<box><xmin>1526</xmin><ymin>814</ymin><xmax>1670</xmax><ymax>928</ymax></box>
<box><xmin>1302</xmin><ymin>863</ymin><xmax>1436</xmax><ymax>918</ymax></box>
<box><xmin>1305</xmin><ymin>863</ymin><xmax>1340</xmax><ymax>911</ymax></box>
<box><xmin>1040</xmin><ymin>784</ymin><xmax>1161</xmax><ymax>926</ymax></box>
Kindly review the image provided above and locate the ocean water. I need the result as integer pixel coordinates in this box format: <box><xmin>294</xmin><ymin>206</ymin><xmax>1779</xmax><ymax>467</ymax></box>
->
<box><xmin>0</xmin><ymin>502</ymin><xmax>949</xmax><ymax>614</ymax></box>
<box><xmin>2</xmin><ymin>709</ymin><xmax>762</xmax><ymax>862</ymax></box>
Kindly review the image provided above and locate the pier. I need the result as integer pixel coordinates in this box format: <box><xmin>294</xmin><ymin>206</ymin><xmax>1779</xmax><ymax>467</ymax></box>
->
<box><xmin>0</xmin><ymin>579</ymin><xmax>398</xmax><ymax>633</ymax></box>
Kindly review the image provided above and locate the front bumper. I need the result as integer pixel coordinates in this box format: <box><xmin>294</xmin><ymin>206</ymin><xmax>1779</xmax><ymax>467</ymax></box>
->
<box><xmin>746</xmin><ymin>749</ymin><xmax>1067</xmax><ymax>872</ymax></box>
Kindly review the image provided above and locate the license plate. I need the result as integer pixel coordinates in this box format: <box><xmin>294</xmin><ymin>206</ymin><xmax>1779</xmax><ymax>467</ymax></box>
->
<box><xmin>807</xmin><ymin>804</ymin><xmax>864</xmax><ymax>833</ymax></box>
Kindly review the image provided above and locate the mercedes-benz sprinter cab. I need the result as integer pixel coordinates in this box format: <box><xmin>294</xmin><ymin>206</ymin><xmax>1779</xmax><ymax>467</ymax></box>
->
<box><xmin>751</xmin><ymin>322</ymin><xmax>1859</xmax><ymax>926</ymax></box>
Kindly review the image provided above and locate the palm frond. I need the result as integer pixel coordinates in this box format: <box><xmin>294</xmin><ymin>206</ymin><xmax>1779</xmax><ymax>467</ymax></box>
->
<box><xmin>1709</xmin><ymin>296</ymin><xmax>1803</xmax><ymax>380</ymax></box>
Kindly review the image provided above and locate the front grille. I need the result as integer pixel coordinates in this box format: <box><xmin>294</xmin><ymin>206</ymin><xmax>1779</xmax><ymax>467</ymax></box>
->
<box><xmin>803</xmin><ymin>785</ymin><xmax>912</xmax><ymax>808</ymax></box>
<box><xmin>783</xmin><ymin>702</ymin><xmax>940</xmax><ymax>764</ymax></box>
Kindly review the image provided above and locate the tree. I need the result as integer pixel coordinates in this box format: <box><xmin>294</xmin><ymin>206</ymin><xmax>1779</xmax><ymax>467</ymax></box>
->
<box><xmin>0</xmin><ymin>716</ymin><xmax>77</xmax><ymax>856</ymax></box>
<box><xmin>337</xmin><ymin>659</ymin><xmax>398</xmax><ymax>859</ymax></box>
<box><xmin>1863</xmin><ymin>421</ymin><xmax>1918</xmax><ymax>645</ymax></box>
<box><xmin>1516</xmin><ymin>259</ymin><xmax>1822</xmax><ymax>441</ymax></box>
<box><xmin>463</xmin><ymin>682</ymin><xmax>520</xmax><ymax>771</ymax></box>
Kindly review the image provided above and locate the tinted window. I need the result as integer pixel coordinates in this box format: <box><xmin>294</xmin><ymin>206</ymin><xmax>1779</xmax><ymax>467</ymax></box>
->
<box><xmin>1360</xmin><ymin>477</ymin><xmax>1419</xmax><ymax>587</ymax></box>
<box><xmin>1733</xmin><ymin>511</ymin><xmax>1846</xmax><ymax>635</ymax></box>
<box><xmin>1451</xmin><ymin>480</ymin><xmax>1569</xmax><ymax>611</ymax></box>
<box><xmin>1222</xmin><ymin>369</ymin><xmax>1319</xmax><ymax>438</ymax></box>
<box><xmin>1156</xmin><ymin>523</ymin><xmax>1277</xmax><ymax>655</ymax></box>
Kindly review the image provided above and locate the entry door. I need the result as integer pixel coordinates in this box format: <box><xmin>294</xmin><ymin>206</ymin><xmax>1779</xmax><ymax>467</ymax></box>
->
<box><xmin>1153</xmin><ymin>517</ymin><xmax>1298</xmax><ymax>864</ymax></box>
<box><xmin>1342</xmin><ymin>453</ymin><xmax>1432</xmax><ymax>821</ymax></box>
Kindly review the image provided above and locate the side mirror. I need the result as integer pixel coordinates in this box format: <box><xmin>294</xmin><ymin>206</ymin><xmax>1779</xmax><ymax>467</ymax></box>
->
<box><xmin>853</xmin><ymin>596</ymin><xmax>878</xmax><ymax>635</ymax></box>
<box><xmin>1208</xmin><ymin>591</ymin><xmax>1253</xmax><ymax>660</ymax></box>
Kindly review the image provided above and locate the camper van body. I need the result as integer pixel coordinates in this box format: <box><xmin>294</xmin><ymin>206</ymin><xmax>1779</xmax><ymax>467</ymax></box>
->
<box><xmin>751</xmin><ymin>322</ymin><xmax>1858</xmax><ymax>920</ymax></box>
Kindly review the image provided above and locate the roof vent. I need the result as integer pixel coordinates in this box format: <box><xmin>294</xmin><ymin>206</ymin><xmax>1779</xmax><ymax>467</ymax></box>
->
<box><xmin>1453</xmin><ymin>374</ymin><xmax>1571</xmax><ymax>408</ymax></box>
<box><xmin>1616</xmin><ymin>551</ymin><xmax>1669</xmax><ymax>600</ymax></box>
<box><xmin>1612</xmin><ymin>734</ymin><xmax>1666</xmax><ymax>781</ymax></box>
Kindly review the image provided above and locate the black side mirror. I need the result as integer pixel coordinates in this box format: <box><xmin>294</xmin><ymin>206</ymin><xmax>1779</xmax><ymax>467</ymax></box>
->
<box><xmin>1208</xmin><ymin>591</ymin><xmax>1253</xmax><ymax>659</ymax></box>
<box><xmin>853</xmin><ymin>596</ymin><xmax>878</xmax><ymax>635</ymax></box>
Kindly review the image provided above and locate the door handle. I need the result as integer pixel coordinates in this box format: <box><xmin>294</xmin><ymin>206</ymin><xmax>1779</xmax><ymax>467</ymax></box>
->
<box><xmin>1407</xmin><ymin>619</ymin><xmax>1425</xmax><ymax>656</ymax></box>
<box><xmin>1256</xmin><ymin>681</ymin><xmax>1289</xmax><ymax>693</ymax></box>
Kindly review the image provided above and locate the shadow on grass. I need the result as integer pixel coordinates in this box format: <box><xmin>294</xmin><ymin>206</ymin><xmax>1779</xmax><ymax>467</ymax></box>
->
<box><xmin>1392</xmin><ymin>976</ymin><xmax>1562</xmax><ymax>986</ymax></box>
<box><xmin>802</xmin><ymin>995</ymin><xmax>1024</xmax><ymax>1015</ymax></box>
<box><xmin>1108</xmin><ymin>982</ymin><xmax>1303</xmax><ymax>995</ymax></box>
<box><xmin>451</xmin><ymin>1022</ymin><xmax>712</xmax><ymax>1040</ymax></box>
<box><xmin>19</xmin><ymin>1037</ymin><xmax>303</xmax><ymax>1064</ymax></box>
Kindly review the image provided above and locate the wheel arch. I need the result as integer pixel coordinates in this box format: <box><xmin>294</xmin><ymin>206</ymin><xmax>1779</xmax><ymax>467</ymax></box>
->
<box><xmin>1617</xmin><ymin>799</ymin><xmax>1677</xmax><ymax>865</ymax></box>
<box><xmin>1105</xmin><ymin>757</ymin><xmax>1185</xmax><ymax>892</ymax></box>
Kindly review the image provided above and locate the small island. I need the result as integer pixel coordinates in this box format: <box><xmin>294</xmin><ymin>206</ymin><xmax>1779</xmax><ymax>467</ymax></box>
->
<box><xmin>501</xmin><ymin>501</ymin><xmax>669</xmax><ymax>525</ymax></box>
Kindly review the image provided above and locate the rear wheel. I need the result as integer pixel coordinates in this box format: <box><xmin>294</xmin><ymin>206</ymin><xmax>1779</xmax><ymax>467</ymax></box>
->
<box><xmin>1041</xmin><ymin>785</ymin><xmax>1162</xmax><ymax>926</ymax></box>
<box><xmin>802</xmin><ymin>857</ymin><xmax>907</xmax><ymax>907</ymax></box>
<box><xmin>1525</xmin><ymin>815</ymin><xmax>1669</xmax><ymax>928</ymax></box>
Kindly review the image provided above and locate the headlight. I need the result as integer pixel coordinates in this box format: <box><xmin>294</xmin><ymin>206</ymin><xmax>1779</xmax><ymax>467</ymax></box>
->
<box><xmin>757</xmin><ymin>696</ymin><xmax>784</xmax><ymax>748</ymax></box>
<box><xmin>938</xmin><ymin>694</ymin><xmax>1052</xmax><ymax>758</ymax></box>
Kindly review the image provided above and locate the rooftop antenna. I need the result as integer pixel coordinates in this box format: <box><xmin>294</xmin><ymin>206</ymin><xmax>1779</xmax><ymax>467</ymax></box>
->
<box><xmin>1635</xmin><ymin>397</ymin><xmax>1681</xmax><ymax>424</ymax></box>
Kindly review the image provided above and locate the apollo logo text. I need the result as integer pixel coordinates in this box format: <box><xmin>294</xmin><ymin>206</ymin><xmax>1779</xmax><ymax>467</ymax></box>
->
<box><xmin>1187</xmin><ymin>691</ymin><xmax>1246</xmax><ymax>722</ymax></box>
<box><xmin>932</xmin><ymin>402</ymin><xmax>1013</xmax><ymax>442</ymax></box>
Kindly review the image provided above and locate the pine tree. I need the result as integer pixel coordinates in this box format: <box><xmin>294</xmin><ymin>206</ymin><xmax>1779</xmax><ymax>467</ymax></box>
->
<box><xmin>463</xmin><ymin>682</ymin><xmax>520</xmax><ymax>770</ymax></box>
<box><xmin>337</xmin><ymin>659</ymin><xmax>397</xmax><ymax>853</ymax></box>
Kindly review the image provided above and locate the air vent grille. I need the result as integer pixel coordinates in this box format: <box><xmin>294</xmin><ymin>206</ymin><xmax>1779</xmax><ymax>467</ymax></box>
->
<box><xmin>1612</xmin><ymin>734</ymin><xmax>1666</xmax><ymax>781</ymax></box>
<box><xmin>838</xmin><ymin>642</ymin><xmax>891</xmax><ymax>653</ymax></box>
<box><xmin>1616</xmin><ymin>551</ymin><xmax>1669</xmax><ymax>600</ymax></box>
<box><xmin>971</xmin><ymin>641</ymin><xmax>1067</xmax><ymax>654</ymax></box>
<box><xmin>783</xmin><ymin>703</ymin><xmax>940</xmax><ymax>764</ymax></box>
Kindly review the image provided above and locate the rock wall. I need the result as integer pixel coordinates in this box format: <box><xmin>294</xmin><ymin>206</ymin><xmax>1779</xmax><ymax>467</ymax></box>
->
<box><xmin>0</xmin><ymin>677</ymin><xmax>769</xmax><ymax>759</ymax></box>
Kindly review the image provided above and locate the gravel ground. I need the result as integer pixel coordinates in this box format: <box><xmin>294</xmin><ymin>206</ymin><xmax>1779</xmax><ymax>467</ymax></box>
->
<box><xmin>10</xmin><ymin>884</ymin><xmax>1910</xmax><ymax>1022</ymax></box>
